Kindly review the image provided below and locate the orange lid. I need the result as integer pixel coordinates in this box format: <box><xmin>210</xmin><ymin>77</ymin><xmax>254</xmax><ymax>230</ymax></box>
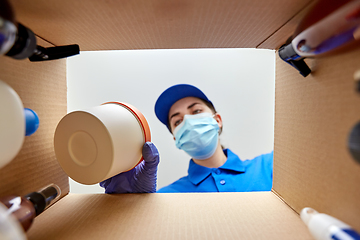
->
<box><xmin>102</xmin><ymin>102</ymin><xmax>151</xmax><ymax>169</ymax></box>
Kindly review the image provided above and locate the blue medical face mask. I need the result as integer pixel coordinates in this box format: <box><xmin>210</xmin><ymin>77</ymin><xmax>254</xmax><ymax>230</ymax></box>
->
<box><xmin>173</xmin><ymin>112</ymin><xmax>220</xmax><ymax>160</ymax></box>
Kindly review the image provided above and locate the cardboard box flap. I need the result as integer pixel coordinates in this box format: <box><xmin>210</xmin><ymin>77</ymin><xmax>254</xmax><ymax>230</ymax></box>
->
<box><xmin>27</xmin><ymin>192</ymin><xmax>313</xmax><ymax>240</ymax></box>
<box><xmin>273</xmin><ymin>46</ymin><xmax>360</xmax><ymax>230</ymax></box>
<box><xmin>10</xmin><ymin>0</ymin><xmax>313</xmax><ymax>51</ymax></box>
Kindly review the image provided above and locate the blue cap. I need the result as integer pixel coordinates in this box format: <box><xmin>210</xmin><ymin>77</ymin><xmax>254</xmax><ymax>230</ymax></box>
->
<box><xmin>24</xmin><ymin>108</ymin><xmax>39</xmax><ymax>136</ymax></box>
<box><xmin>154</xmin><ymin>84</ymin><xmax>213</xmax><ymax>129</ymax></box>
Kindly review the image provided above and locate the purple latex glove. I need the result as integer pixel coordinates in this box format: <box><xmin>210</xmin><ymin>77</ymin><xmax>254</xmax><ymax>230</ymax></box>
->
<box><xmin>99</xmin><ymin>142</ymin><xmax>159</xmax><ymax>193</ymax></box>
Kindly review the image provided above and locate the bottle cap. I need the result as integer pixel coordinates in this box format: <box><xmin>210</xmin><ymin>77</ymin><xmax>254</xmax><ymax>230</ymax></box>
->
<box><xmin>25</xmin><ymin>184</ymin><xmax>61</xmax><ymax>216</ymax></box>
<box><xmin>24</xmin><ymin>108</ymin><xmax>39</xmax><ymax>136</ymax></box>
<box><xmin>300</xmin><ymin>207</ymin><xmax>319</xmax><ymax>226</ymax></box>
<box><xmin>24</xmin><ymin>192</ymin><xmax>46</xmax><ymax>216</ymax></box>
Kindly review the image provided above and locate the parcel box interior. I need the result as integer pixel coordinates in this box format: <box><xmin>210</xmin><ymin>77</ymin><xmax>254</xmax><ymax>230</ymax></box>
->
<box><xmin>0</xmin><ymin>0</ymin><xmax>360</xmax><ymax>239</ymax></box>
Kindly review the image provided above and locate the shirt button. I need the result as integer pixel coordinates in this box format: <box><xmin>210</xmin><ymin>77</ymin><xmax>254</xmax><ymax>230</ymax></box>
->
<box><xmin>215</xmin><ymin>169</ymin><xmax>221</xmax><ymax>175</ymax></box>
<box><xmin>220</xmin><ymin>180</ymin><xmax>226</xmax><ymax>185</ymax></box>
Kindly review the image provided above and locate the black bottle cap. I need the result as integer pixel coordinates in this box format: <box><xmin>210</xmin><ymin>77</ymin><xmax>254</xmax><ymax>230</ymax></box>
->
<box><xmin>25</xmin><ymin>192</ymin><xmax>46</xmax><ymax>216</ymax></box>
<box><xmin>24</xmin><ymin>185</ymin><xmax>59</xmax><ymax>216</ymax></box>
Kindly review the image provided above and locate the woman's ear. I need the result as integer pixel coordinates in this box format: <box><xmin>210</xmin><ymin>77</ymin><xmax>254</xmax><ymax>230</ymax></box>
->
<box><xmin>214</xmin><ymin>113</ymin><xmax>223</xmax><ymax>129</ymax></box>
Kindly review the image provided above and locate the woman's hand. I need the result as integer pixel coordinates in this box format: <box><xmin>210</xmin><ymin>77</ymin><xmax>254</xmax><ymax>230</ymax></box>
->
<box><xmin>100</xmin><ymin>142</ymin><xmax>160</xmax><ymax>193</ymax></box>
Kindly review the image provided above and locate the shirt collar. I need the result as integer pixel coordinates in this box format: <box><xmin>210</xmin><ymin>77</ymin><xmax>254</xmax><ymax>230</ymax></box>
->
<box><xmin>187</xmin><ymin>149</ymin><xmax>246</xmax><ymax>185</ymax></box>
<box><xmin>219</xmin><ymin>149</ymin><xmax>246</xmax><ymax>173</ymax></box>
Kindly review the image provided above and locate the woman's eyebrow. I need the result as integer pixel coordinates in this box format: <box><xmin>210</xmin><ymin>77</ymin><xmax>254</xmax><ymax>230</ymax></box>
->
<box><xmin>169</xmin><ymin>102</ymin><xmax>201</xmax><ymax>122</ymax></box>
<box><xmin>169</xmin><ymin>112</ymin><xmax>180</xmax><ymax>121</ymax></box>
<box><xmin>187</xmin><ymin>102</ymin><xmax>200</xmax><ymax>109</ymax></box>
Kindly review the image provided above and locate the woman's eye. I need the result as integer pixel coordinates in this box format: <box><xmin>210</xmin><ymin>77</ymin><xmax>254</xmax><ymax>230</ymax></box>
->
<box><xmin>193</xmin><ymin>109</ymin><xmax>202</xmax><ymax>114</ymax></box>
<box><xmin>174</xmin><ymin>119</ymin><xmax>182</xmax><ymax>127</ymax></box>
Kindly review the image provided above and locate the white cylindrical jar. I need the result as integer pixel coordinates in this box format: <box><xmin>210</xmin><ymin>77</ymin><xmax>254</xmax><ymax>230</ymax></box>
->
<box><xmin>54</xmin><ymin>102</ymin><xmax>151</xmax><ymax>185</ymax></box>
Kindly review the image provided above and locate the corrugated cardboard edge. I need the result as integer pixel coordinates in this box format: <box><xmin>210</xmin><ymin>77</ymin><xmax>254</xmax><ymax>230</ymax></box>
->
<box><xmin>257</xmin><ymin>0</ymin><xmax>316</xmax><ymax>50</ymax></box>
<box><xmin>271</xmin><ymin>189</ymin><xmax>299</xmax><ymax>215</ymax></box>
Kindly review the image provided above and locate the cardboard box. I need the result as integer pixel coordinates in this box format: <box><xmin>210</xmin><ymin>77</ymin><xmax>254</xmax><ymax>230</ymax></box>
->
<box><xmin>1</xmin><ymin>0</ymin><xmax>360</xmax><ymax>239</ymax></box>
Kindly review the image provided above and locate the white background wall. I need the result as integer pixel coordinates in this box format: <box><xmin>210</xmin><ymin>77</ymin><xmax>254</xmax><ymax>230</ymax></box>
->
<box><xmin>66</xmin><ymin>48</ymin><xmax>275</xmax><ymax>193</ymax></box>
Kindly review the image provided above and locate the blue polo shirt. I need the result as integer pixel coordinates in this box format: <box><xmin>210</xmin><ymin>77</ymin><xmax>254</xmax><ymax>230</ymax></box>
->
<box><xmin>157</xmin><ymin>149</ymin><xmax>273</xmax><ymax>193</ymax></box>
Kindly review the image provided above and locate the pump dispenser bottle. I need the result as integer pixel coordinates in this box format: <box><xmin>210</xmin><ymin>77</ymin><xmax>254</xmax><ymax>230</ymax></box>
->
<box><xmin>0</xmin><ymin>183</ymin><xmax>61</xmax><ymax>232</ymax></box>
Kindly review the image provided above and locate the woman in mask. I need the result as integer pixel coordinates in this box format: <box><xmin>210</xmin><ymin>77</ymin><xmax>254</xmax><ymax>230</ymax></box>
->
<box><xmin>100</xmin><ymin>84</ymin><xmax>273</xmax><ymax>193</ymax></box>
